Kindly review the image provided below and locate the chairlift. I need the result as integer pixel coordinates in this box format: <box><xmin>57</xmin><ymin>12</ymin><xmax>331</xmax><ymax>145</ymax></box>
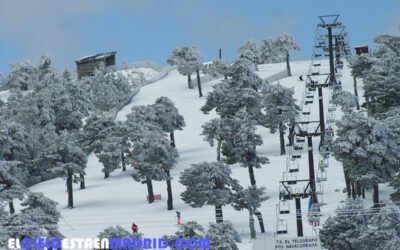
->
<box><xmin>319</xmin><ymin>159</ymin><xmax>329</xmax><ymax>170</ymax></box>
<box><xmin>296</xmin><ymin>137</ymin><xmax>305</xmax><ymax>143</ymax></box>
<box><xmin>288</xmin><ymin>159</ymin><xmax>300</xmax><ymax>173</ymax></box>
<box><xmin>276</xmin><ymin>219</ymin><xmax>288</xmax><ymax>234</ymax></box>
<box><xmin>313</xmin><ymin>63</ymin><xmax>321</xmax><ymax>67</ymax></box>
<box><xmin>326</xmin><ymin>113</ymin><xmax>335</xmax><ymax>123</ymax></box>
<box><xmin>293</xmin><ymin>144</ymin><xmax>303</xmax><ymax>151</ymax></box>
<box><xmin>314</xmin><ymin>54</ymin><xmax>322</xmax><ymax>58</ymax></box>
<box><xmin>306</xmin><ymin>93</ymin><xmax>314</xmax><ymax>99</ymax></box>
<box><xmin>279</xmin><ymin>185</ymin><xmax>292</xmax><ymax>200</ymax></box>
<box><xmin>311</xmin><ymin>72</ymin><xmax>320</xmax><ymax>76</ymax></box>
<box><xmin>320</xmin><ymin>145</ymin><xmax>330</xmax><ymax>159</ymax></box>
<box><xmin>305</xmin><ymin>100</ymin><xmax>313</xmax><ymax>105</ymax></box>
<box><xmin>278</xmin><ymin>200</ymin><xmax>290</xmax><ymax>214</ymax></box>
<box><xmin>284</xmin><ymin>171</ymin><xmax>297</xmax><ymax>185</ymax></box>
<box><xmin>317</xmin><ymin>169</ymin><xmax>327</xmax><ymax>182</ymax></box>
<box><xmin>328</xmin><ymin>105</ymin><xmax>336</xmax><ymax>112</ymax></box>
<box><xmin>291</xmin><ymin>152</ymin><xmax>301</xmax><ymax>159</ymax></box>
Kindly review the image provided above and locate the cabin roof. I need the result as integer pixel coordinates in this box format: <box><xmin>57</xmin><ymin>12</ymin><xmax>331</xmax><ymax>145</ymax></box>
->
<box><xmin>76</xmin><ymin>51</ymin><xmax>117</xmax><ymax>64</ymax></box>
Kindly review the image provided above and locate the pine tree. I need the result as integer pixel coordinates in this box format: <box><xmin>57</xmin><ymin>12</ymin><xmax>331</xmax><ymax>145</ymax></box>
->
<box><xmin>275</xmin><ymin>34</ymin><xmax>300</xmax><ymax>76</ymax></box>
<box><xmin>331</xmin><ymin>112</ymin><xmax>400</xmax><ymax>207</ymax></box>
<box><xmin>331</xmin><ymin>90</ymin><xmax>358</xmax><ymax>113</ymax></box>
<box><xmin>203</xmin><ymin>60</ymin><xmax>230</xmax><ymax>79</ymax></box>
<box><xmin>0</xmin><ymin>161</ymin><xmax>26</xmax><ymax>214</ymax></box>
<box><xmin>259</xmin><ymin>37</ymin><xmax>284</xmax><ymax>64</ymax></box>
<box><xmin>232</xmin><ymin>186</ymin><xmax>269</xmax><ymax>238</ymax></box>
<box><xmin>201</xmin><ymin>58</ymin><xmax>263</xmax><ymax>121</ymax></box>
<box><xmin>5</xmin><ymin>61</ymin><xmax>38</xmax><ymax>90</ymax></box>
<box><xmin>319</xmin><ymin>199</ymin><xmax>368</xmax><ymax>250</ymax></box>
<box><xmin>180</xmin><ymin>162</ymin><xmax>240</xmax><ymax>223</ymax></box>
<box><xmin>20</xmin><ymin>191</ymin><xmax>63</xmax><ymax>238</ymax></box>
<box><xmin>163</xmin><ymin>221</ymin><xmax>206</xmax><ymax>250</ymax></box>
<box><xmin>261</xmin><ymin>82</ymin><xmax>299</xmax><ymax>155</ymax></box>
<box><xmin>167</xmin><ymin>46</ymin><xmax>203</xmax><ymax>94</ymax></box>
<box><xmin>97</xmin><ymin>136</ymin><xmax>122</xmax><ymax>179</ymax></box>
<box><xmin>201</xmin><ymin>118</ymin><xmax>230</xmax><ymax>161</ymax></box>
<box><xmin>35</xmin><ymin>131</ymin><xmax>87</xmax><ymax>208</ymax></box>
<box><xmin>205</xmin><ymin>221</ymin><xmax>241</xmax><ymax>250</ymax></box>
<box><xmin>238</xmin><ymin>39</ymin><xmax>260</xmax><ymax>70</ymax></box>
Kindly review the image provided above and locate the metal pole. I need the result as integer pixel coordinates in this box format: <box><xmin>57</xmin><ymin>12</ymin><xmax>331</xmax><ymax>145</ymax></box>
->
<box><xmin>318</xmin><ymin>86</ymin><xmax>325</xmax><ymax>142</ymax></box>
<box><xmin>219</xmin><ymin>48</ymin><xmax>222</xmax><ymax>60</ymax></box>
<box><xmin>307</xmin><ymin>136</ymin><xmax>317</xmax><ymax>200</ymax></box>
<box><xmin>295</xmin><ymin>197</ymin><xmax>303</xmax><ymax>237</ymax></box>
<box><xmin>327</xmin><ymin>26</ymin><xmax>336</xmax><ymax>84</ymax></box>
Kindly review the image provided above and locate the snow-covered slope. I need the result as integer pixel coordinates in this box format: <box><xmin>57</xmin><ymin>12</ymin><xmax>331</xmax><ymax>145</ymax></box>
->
<box><xmin>30</xmin><ymin>61</ymin><xmax>362</xmax><ymax>249</ymax></box>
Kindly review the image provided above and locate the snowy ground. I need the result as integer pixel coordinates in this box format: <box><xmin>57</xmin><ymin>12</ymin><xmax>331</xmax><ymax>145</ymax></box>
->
<box><xmin>20</xmin><ymin>60</ymin><xmax>384</xmax><ymax>249</ymax></box>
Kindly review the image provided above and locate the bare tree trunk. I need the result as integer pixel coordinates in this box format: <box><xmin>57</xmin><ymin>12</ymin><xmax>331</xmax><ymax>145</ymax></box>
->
<box><xmin>351</xmin><ymin>180</ymin><xmax>356</xmax><ymax>200</ymax></box>
<box><xmin>249</xmin><ymin>207</ymin><xmax>256</xmax><ymax>239</ymax></box>
<box><xmin>146</xmin><ymin>177</ymin><xmax>154</xmax><ymax>204</ymax></box>
<box><xmin>248</xmin><ymin>164</ymin><xmax>256</xmax><ymax>186</ymax></box>
<box><xmin>196</xmin><ymin>69</ymin><xmax>202</xmax><ymax>97</ymax></box>
<box><xmin>121</xmin><ymin>151</ymin><xmax>126</xmax><ymax>171</ymax></box>
<box><xmin>286</xmin><ymin>52</ymin><xmax>291</xmax><ymax>76</ymax></box>
<box><xmin>356</xmin><ymin>180</ymin><xmax>361</xmax><ymax>197</ymax></box>
<box><xmin>353</xmin><ymin>76</ymin><xmax>360</xmax><ymax>110</ymax></box>
<box><xmin>80</xmin><ymin>173</ymin><xmax>85</xmax><ymax>189</ymax></box>
<box><xmin>373</xmin><ymin>183</ymin><xmax>379</xmax><ymax>209</ymax></box>
<box><xmin>104</xmin><ymin>172</ymin><xmax>109</xmax><ymax>179</ymax></box>
<box><xmin>254</xmin><ymin>210</ymin><xmax>265</xmax><ymax>233</ymax></box>
<box><xmin>217</xmin><ymin>140</ymin><xmax>221</xmax><ymax>162</ymax></box>
<box><xmin>344</xmin><ymin>168</ymin><xmax>351</xmax><ymax>198</ymax></box>
<box><xmin>166</xmin><ymin>170</ymin><xmax>173</xmax><ymax>210</ymax></box>
<box><xmin>187</xmin><ymin>74</ymin><xmax>193</xmax><ymax>89</ymax></box>
<box><xmin>279</xmin><ymin>121</ymin><xmax>285</xmax><ymax>155</ymax></box>
<box><xmin>215</xmin><ymin>205</ymin><xmax>223</xmax><ymax>223</ymax></box>
<box><xmin>170</xmin><ymin>132</ymin><xmax>175</xmax><ymax>148</ymax></box>
<box><xmin>67</xmin><ymin>170</ymin><xmax>74</xmax><ymax>208</ymax></box>
<box><xmin>9</xmin><ymin>201</ymin><xmax>15</xmax><ymax>215</ymax></box>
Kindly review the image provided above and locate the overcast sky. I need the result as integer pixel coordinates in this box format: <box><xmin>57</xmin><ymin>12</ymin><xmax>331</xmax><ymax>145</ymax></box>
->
<box><xmin>0</xmin><ymin>0</ymin><xmax>399</xmax><ymax>75</ymax></box>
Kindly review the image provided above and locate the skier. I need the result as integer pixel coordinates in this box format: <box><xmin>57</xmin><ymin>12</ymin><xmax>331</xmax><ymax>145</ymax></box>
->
<box><xmin>131</xmin><ymin>223</ymin><xmax>138</xmax><ymax>233</ymax></box>
<box><xmin>176</xmin><ymin>211</ymin><xmax>181</xmax><ymax>225</ymax></box>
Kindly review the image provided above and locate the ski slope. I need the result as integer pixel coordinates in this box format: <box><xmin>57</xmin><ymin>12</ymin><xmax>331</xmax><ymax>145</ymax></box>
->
<box><xmin>27</xmin><ymin>60</ymin><xmax>367</xmax><ymax>249</ymax></box>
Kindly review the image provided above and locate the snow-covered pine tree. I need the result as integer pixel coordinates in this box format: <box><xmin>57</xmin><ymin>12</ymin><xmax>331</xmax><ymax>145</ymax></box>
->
<box><xmin>163</xmin><ymin>221</ymin><xmax>206</xmax><ymax>250</ymax></box>
<box><xmin>78</xmin><ymin>113</ymin><xmax>116</xmax><ymax>154</ymax></box>
<box><xmin>201</xmin><ymin>118</ymin><xmax>231</xmax><ymax>162</ymax></box>
<box><xmin>331</xmin><ymin>90</ymin><xmax>358</xmax><ymax>113</ymax></box>
<box><xmin>0</xmin><ymin>161</ymin><xmax>26</xmax><ymax>214</ymax></box>
<box><xmin>203</xmin><ymin>59</ymin><xmax>230</xmax><ymax>79</ymax></box>
<box><xmin>238</xmin><ymin>39</ymin><xmax>260</xmax><ymax>70</ymax></box>
<box><xmin>201</xmin><ymin>58</ymin><xmax>263</xmax><ymax>121</ymax></box>
<box><xmin>232</xmin><ymin>186</ymin><xmax>269</xmax><ymax>238</ymax></box>
<box><xmin>259</xmin><ymin>37</ymin><xmax>284</xmax><ymax>64</ymax></box>
<box><xmin>274</xmin><ymin>34</ymin><xmax>300</xmax><ymax>76</ymax></box>
<box><xmin>97</xmin><ymin>136</ymin><xmax>122</xmax><ymax>179</ymax></box>
<box><xmin>331</xmin><ymin>112</ymin><xmax>400</xmax><ymax>207</ymax></box>
<box><xmin>167</xmin><ymin>46</ymin><xmax>203</xmax><ymax>94</ymax></box>
<box><xmin>227</xmin><ymin>108</ymin><xmax>269</xmax><ymax>186</ymax></box>
<box><xmin>0</xmin><ymin>205</ymin><xmax>10</xmax><ymax>248</ymax></box>
<box><xmin>319</xmin><ymin>198</ymin><xmax>368</xmax><ymax>250</ymax></box>
<box><xmin>261</xmin><ymin>82</ymin><xmax>299</xmax><ymax>155</ymax></box>
<box><xmin>205</xmin><ymin>221</ymin><xmax>241</xmax><ymax>250</ymax></box>
<box><xmin>5</xmin><ymin>60</ymin><xmax>38</xmax><ymax>90</ymax></box>
<box><xmin>125</xmin><ymin>104</ymin><xmax>178</xmax><ymax>207</ymax></box>
<box><xmin>179</xmin><ymin>162</ymin><xmax>240</xmax><ymax>223</ymax></box>
<box><xmin>35</xmin><ymin>131</ymin><xmax>87</xmax><ymax>208</ymax></box>
<box><xmin>97</xmin><ymin>225</ymin><xmax>143</xmax><ymax>250</ymax></box>
<box><xmin>20</xmin><ymin>191</ymin><xmax>63</xmax><ymax>239</ymax></box>
<box><xmin>153</xmin><ymin>96</ymin><xmax>186</xmax><ymax>148</ymax></box>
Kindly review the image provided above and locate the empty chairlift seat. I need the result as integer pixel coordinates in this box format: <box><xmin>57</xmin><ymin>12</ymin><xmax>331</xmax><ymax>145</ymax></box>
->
<box><xmin>328</xmin><ymin>105</ymin><xmax>336</xmax><ymax>112</ymax></box>
<box><xmin>284</xmin><ymin>171</ymin><xmax>297</xmax><ymax>185</ymax></box>
<box><xmin>317</xmin><ymin>169</ymin><xmax>327</xmax><ymax>182</ymax></box>
<box><xmin>278</xmin><ymin>200</ymin><xmax>290</xmax><ymax>214</ymax></box>
<box><xmin>293</xmin><ymin>143</ymin><xmax>303</xmax><ymax>151</ymax></box>
<box><xmin>319</xmin><ymin>159</ymin><xmax>329</xmax><ymax>170</ymax></box>
<box><xmin>288</xmin><ymin>159</ymin><xmax>299</xmax><ymax>173</ymax></box>
<box><xmin>326</xmin><ymin>113</ymin><xmax>335</xmax><ymax>123</ymax></box>
<box><xmin>276</xmin><ymin>219</ymin><xmax>288</xmax><ymax>234</ymax></box>
<box><xmin>296</xmin><ymin>137</ymin><xmax>305</xmax><ymax>143</ymax></box>
<box><xmin>302</xmin><ymin>106</ymin><xmax>311</xmax><ymax>115</ymax></box>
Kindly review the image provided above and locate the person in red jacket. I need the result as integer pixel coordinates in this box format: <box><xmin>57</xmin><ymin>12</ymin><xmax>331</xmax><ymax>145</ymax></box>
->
<box><xmin>131</xmin><ymin>223</ymin><xmax>138</xmax><ymax>233</ymax></box>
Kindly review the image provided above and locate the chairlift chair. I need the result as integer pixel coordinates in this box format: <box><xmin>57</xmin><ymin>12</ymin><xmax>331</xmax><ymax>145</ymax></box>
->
<box><xmin>319</xmin><ymin>159</ymin><xmax>329</xmax><ymax>170</ymax></box>
<box><xmin>326</xmin><ymin>113</ymin><xmax>335</xmax><ymax>123</ymax></box>
<box><xmin>278</xmin><ymin>200</ymin><xmax>290</xmax><ymax>214</ymax></box>
<box><xmin>276</xmin><ymin>219</ymin><xmax>288</xmax><ymax>234</ymax></box>
<box><xmin>279</xmin><ymin>185</ymin><xmax>292</xmax><ymax>200</ymax></box>
<box><xmin>313</xmin><ymin>63</ymin><xmax>321</xmax><ymax>67</ymax></box>
<box><xmin>293</xmin><ymin>143</ymin><xmax>303</xmax><ymax>151</ymax></box>
<box><xmin>305</xmin><ymin>100</ymin><xmax>313</xmax><ymax>105</ymax></box>
<box><xmin>296</xmin><ymin>137</ymin><xmax>305</xmax><ymax>143</ymax></box>
<box><xmin>284</xmin><ymin>171</ymin><xmax>297</xmax><ymax>185</ymax></box>
<box><xmin>328</xmin><ymin>105</ymin><xmax>336</xmax><ymax>112</ymax></box>
<box><xmin>317</xmin><ymin>169</ymin><xmax>327</xmax><ymax>182</ymax></box>
<box><xmin>291</xmin><ymin>152</ymin><xmax>301</xmax><ymax>159</ymax></box>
